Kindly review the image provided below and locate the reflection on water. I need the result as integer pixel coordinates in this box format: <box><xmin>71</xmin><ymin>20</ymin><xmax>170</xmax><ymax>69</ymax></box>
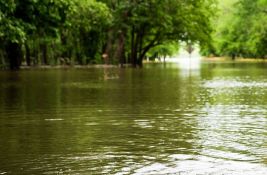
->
<box><xmin>204</xmin><ymin>79</ymin><xmax>267</xmax><ymax>88</ymax></box>
<box><xmin>132</xmin><ymin>155</ymin><xmax>267</xmax><ymax>175</ymax></box>
<box><xmin>0</xmin><ymin>62</ymin><xmax>267</xmax><ymax>174</ymax></box>
<box><xmin>177</xmin><ymin>57</ymin><xmax>201</xmax><ymax>71</ymax></box>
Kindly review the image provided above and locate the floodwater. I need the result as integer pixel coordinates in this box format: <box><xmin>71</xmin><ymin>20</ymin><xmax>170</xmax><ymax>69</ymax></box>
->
<box><xmin>0</xmin><ymin>61</ymin><xmax>267</xmax><ymax>174</ymax></box>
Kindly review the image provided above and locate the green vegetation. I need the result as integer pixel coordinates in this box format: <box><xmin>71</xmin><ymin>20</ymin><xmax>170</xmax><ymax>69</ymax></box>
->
<box><xmin>0</xmin><ymin>0</ymin><xmax>214</xmax><ymax>69</ymax></box>
<box><xmin>203</xmin><ymin>0</ymin><xmax>267</xmax><ymax>59</ymax></box>
<box><xmin>3</xmin><ymin>0</ymin><xmax>265</xmax><ymax>69</ymax></box>
<box><xmin>147</xmin><ymin>41</ymin><xmax>179</xmax><ymax>62</ymax></box>
<box><xmin>0</xmin><ymin>0</ymin><xmax>112</xmax><ymax>69</ymax></box>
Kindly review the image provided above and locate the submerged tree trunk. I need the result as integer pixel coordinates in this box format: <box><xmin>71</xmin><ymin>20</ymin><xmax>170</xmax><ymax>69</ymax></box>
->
<box><xmin>103</xmin><ymin>29</ymin><xmax>114</xmax><ymax>64</ymax></box>
<box><xmin>130</xmin><ymin>26</ymin><xmax>160</xmax><ymax>68</ymax></box>
<box><xmin>114</xmin><ymin>30</ymin><xmax>126</xmax><ymax>67</ymax></box>
<box><xmin>232</xmin><ymin>53</ymin><xmax>236</xmax><ymax>60</ymax></box>
<box><xmin>6</xmin><ymin>42</ymin><xmax>22</xmax><ymax>70</ymax></box>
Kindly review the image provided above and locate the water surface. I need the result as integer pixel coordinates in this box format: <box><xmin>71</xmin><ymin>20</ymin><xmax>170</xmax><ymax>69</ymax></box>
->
<box><xmin>0</xmin><ymin>62</ymin><xmax>267</xmax><ymax>174</ymax></box>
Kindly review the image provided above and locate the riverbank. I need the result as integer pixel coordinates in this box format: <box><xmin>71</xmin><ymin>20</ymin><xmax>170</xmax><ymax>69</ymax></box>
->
<box><xmin>202</xmin><ymin>57</ymin><xmax>267</xmax><ymax>62</ymax></box>
<box><xmin>1</xmin><ymin>57</ymin><xmax>267</xmax><ymax>70</ymax></box>
<box><xmin>20</xmin><ymin>64</ymin><xmax>119</xmax><ymax>69</ymax></box>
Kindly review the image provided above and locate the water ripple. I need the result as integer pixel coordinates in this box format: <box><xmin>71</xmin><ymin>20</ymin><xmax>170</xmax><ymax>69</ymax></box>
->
<box><xmin>203</xmin><ymin>79</ymin><xmax>267</xmax><ymax>89</ymax></box>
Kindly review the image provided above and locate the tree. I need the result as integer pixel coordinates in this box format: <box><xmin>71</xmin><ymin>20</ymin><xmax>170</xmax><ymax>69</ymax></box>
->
<box><xmin>99</xmin><ymin>0</ymin><xmax>215</xmax><ymax>67</ymax></box>
<box><xmin>0</xmin><ymin>0</ymin><xmax>216</xmax><ymax>69</ymax></box>
<box><xmin>0</xmin><ymin>0</ymin><xmax>26</xmax><ymax>69</ymax></box>
<box><xmin>0</xmin><ymin>0</ymin><xmax>73</xmax><ymax>69</ymax></box>
<box><xmin>0</xmin><ymin>0</ymin><xmax>112</xmax><ymax>69</ymax></box>
<box><xmin>206</xmin><ymin>0</ymin><xmax>267</xmax><ymax>59</ymax></box>
<box><xmin>147</xmin><ymin>41</ymin><xmax>179</xmax><ymax>62</ymax></box>
<box><xmin>65</xmin><ymin>0</ymin><xmax>112</xmax><ymax>65</ymax></box>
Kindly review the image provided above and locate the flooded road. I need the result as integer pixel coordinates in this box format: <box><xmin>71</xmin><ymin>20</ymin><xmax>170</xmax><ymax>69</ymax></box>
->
<box><xmin>0</xmin><ymin>61</ymin><xmax>267</xmax><ymax>174</ymax></box>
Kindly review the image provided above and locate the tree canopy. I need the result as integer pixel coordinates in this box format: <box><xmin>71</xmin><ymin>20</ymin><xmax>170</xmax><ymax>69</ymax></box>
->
<box><xmin>0</xmin><ymin>0</ymin><xmax>215</xmax><ymax>69</ymax></box>
<box><xmin>203</xmin><ymin>0</ymin><xmax>267</xmax><ymax>59</ymax></box>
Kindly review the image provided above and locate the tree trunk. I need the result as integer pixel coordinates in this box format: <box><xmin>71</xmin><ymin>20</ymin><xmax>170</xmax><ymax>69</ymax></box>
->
<box><xmin>136</xmin><ymin>28</ymin><xmax>144</xmax><ymax>67</ymax></box>
<box><xmin>131</xmin><ymin>26</ymin><xmax>137</xmax><ymax>67</ymax></box>
<box><xmin>137</xmin><ymin>57</ymin><xmax>143</xmax><ymax>67</ymax></box>
<box><xmin>31</xmin><ymin>38</ymin><xmax>39</xmax><ymax>65</ymax></box>
<box><xmin>33</xmin><ymin>46</ymin><xmax>39</xmax><ymax>65</ymax></box>
<box><xmin>114</xmin><ymin>31</ymin><xmax>126</xmax><ymax>67</ymax></box>
<box><xmin>103</xmin><ymin>29</ymin><xmax>114</xmax><ymax>64</ymax></box>
<box><xmin>60</xmin><ymin>30</ymin><xmax>68</xmax><ymax>58</ymax></box>
<box><xmin>232</xmin><ymin>53</ymin><xmax>236</xmax><ymax>60</ymax></box>
<box><xmin>25</xmin><ymin>43</ymin><xmax>31</xmax><ymax>66</ymax></box>
<box><xmin>41</xmin><ymin>43</ymin><xmax>48</xmax><ymax>65</ymax></box>
<box><xmin>6</xmin><ymin>42</ymin><xmax>22</xmax><ymax>70</ymax></box>
<box><xmin>139</xmin><ymin>33</ymin><xmax>161</xmax><ymax>67</ymax></box>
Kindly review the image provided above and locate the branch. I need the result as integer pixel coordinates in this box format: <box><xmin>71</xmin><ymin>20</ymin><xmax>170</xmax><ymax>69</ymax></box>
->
<box><xmin>139</xmin><ymin>33</ymin><xmax>161</xmax><ymax>59</ymax></box>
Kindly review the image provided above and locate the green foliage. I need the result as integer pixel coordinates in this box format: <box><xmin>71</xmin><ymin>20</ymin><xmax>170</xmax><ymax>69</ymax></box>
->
<box><xmin>68</xmin><ymin>0</ymin><xmax>112</xmax><ymax>64</ymax></box>
<box><xmin>0</xmin><ymin>1</ymin><xmax>25</xmax><ymax>43</ymax></box>
<box><xmin>99</xmin><ymin>0</ymin><xmax>215</xmax><ymax>66</ymax></box>
<box><xmin>147</xmin><ymin>42</ymin><xmax>179</xmax><ymax>60</ymax></box>
<box><xmin>206</xmin><ymin>0</ymin><xmax>267</xmax><ymax>58</ymax></box>
<box><xmin>0</xmin><ymin>0</ymin><xmax>216</xmax><ymax>69</ymax></box>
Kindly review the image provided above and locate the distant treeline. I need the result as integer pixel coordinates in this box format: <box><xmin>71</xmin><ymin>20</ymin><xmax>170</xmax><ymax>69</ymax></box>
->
<box><xmin>0</xmin><ymin>0</ymin><xmax>214</xmax><ymax>69</ymax></box>
<box><xmin>202</xmin><ymin>0</ymin><xmax>267</xmax><ymax>59</ymax></box>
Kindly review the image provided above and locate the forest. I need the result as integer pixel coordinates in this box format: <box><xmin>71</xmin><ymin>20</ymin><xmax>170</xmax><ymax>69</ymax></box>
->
<box><xmin>0</xmin><ymin>0</ymin><xmax>266</xmax><ymax>69</ymax></box>
<box><xmin>203</xmin><ymin>0</ymin><xmax>267</xmax><ymax>59</ymax></box>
